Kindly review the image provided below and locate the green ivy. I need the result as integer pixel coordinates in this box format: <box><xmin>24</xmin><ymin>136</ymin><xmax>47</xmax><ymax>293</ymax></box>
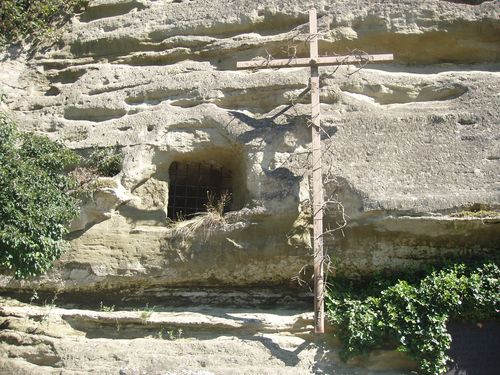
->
<box><xmin>0</xmin><ymin>0</ymin><xmax>88</xmax><ymax>47</ymax></box>
<box><xmin>326</xmin><ymin>262</ymin><xmax>499</xmax><ymax>375</ymax></box>
<box><xmin>0</xmin><ymin>113</ymin><xmax>79</xmax><ymax>278</ymax></box>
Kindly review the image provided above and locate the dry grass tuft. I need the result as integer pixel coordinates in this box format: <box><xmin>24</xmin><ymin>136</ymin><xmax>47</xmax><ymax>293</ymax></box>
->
<box><xmin>166</xmin><ymin>192</ymin><xmax>231</xmax><ymax>261</ymax></box>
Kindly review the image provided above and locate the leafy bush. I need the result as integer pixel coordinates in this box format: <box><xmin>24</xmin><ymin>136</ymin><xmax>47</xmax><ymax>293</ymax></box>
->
<box><xmin>85</xmin><ymin>146</ymin><xmax>123</xmax><ymax>177</ymax></box>
<box><xmin>67</xmin><ymin>146</ymin><xmax>123</xmax><ymax>202</ymax></box>
<box><xmin>326</xmin><ymin>262</ymin><xmax>499</xmax><ymax>375</ymax></box>
<box><xmin>0</xmin><ymin>113</ymin><xmax>80</xmax><ymax>278</ymax></box>
<box><xmin>0</xmin><ymin>0</ymin><xmax>88</xmax><ymax>47</ymax></box>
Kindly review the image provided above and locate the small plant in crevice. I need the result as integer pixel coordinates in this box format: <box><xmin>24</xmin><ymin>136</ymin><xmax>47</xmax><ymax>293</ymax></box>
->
<box><xmin>43</xmin><ymin>290</ymin><xmax>61</xmax><ymax>309</ymax></box>
<box><xmin>449</xmin><ymin>203</ymin><xmax>499</xmax><ymax>218</ymax></box>
<box><xmin>99</xmin><ymin>301</ymin><xmax>115</xmax><ymax>313</ymax></box>
<box><xmin>85</xmin><ymin>146</ymin><xmax>123</xmax><ymax>177</ymax></box>
<box><xmin>38</xmin><ymin>290</ymin><xmax>62</xmax><ymax>326</ymax></box>
<box><xmin>157</xmin><ymin>327</ymin><xmax>183</xmax><ymax>340</ymax></box>
<box><xmin>115</xmin><ymin>319</ymin><xmax>121</xmax><ymax>333</ymax></box>
<box><xmin>138</xmin><ymin>303</ymin><xmax>155</xmax><ymax>321</ymax></box>
<box><xmin>69</xmin><ymin>145</ymin><xmax>123</xmax><ymax>201</ymax></box>
<box><xmin>29</xmin><ymin>289</ymin><xmax>40</xmax><ymax>305</ymax></box>
<box><xmin>450</xmin><ymin>210</ymin><xmax>499</xmax><ymax>218</ymax></box>
<box><xmin>205</xmin><ymin>191</ymin><xmax>231</xmax><ymax>218</ymax></box>
<box><xmin>326</xmin><ymin>262</ymin><xmax>499</xmax><ymax>375</ymax></box>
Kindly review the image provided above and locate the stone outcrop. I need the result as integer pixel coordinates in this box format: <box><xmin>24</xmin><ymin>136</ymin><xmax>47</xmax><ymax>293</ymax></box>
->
<box><xmin>0</xmin><ymin>0</ymin><xmax>499</xmax><ymax>294</ymax></box>
<box><xmin>0</xmin><ymin>296</ymin><xmax>417</xmax><ymax>374</ymax></box>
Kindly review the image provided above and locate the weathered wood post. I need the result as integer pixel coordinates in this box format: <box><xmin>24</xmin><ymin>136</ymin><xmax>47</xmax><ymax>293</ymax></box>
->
<box><xmin>308</xmin><ymin>8</ymin><xmax>325</xmax><ymax>334</ymax></box>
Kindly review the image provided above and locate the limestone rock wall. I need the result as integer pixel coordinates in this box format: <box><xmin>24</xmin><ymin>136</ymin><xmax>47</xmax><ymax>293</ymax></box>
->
<box><xmin>0</xmin><ymin>0</ymin><xmax>499</xmax><ymax>293</ymax></box>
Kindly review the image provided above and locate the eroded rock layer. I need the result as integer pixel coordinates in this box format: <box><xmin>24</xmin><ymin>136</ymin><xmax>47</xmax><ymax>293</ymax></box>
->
<box><xmin>0</xmin><ymin>0</ymin><xmax>499</xmax><ymax>294</ymax></box>
<box><xmin>0</xmin><ymin>297</ymin><xmax>416</xmax><ymax>374</ymax></box>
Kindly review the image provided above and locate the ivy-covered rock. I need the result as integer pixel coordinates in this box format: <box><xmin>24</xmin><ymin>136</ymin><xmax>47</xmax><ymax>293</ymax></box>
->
<box><xmin>0</xmin><ymin>113</ymin><xmax>79</xmax><ymax>278</ymax></box>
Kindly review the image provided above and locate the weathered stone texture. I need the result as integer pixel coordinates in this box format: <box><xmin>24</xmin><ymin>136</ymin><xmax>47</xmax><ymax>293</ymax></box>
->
<box><xmin>0</xmin><ymin>297</ymin><xmax>416</xmax><ymax>374</ymax></box>
<box><xmin>0</xmin><ymin>0</ymin><xmax>499</xmax><ymax>292</ymax></box>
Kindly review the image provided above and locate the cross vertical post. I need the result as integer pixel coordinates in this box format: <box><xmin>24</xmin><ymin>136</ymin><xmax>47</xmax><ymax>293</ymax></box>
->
<box><xmin>309</xmin><ymin>9</ymin><xmax>325</xmax><ymax>335</ymax></box>
<box><xmin>236</xmin><ymin>8</ymin><xmax>393</xmax><ymax>335</ymax></box>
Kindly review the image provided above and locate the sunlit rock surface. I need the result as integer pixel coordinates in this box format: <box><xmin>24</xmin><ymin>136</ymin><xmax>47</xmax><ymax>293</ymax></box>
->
<box><xmin>0</xmin><ymin>0</ymin><xmax>498</xmax><ymax>294</ymax></box>
<box><xmin>0</xmin><ymin>296</ymin><xmax>417</xmax><ymax>375</ymax></box>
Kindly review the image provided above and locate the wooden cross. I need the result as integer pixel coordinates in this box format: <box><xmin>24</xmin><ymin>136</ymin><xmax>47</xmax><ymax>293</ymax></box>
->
<box><xmin>236</xmin><ymin>9</ymin><xmax>393</xmax><ymax>334</ymax></box>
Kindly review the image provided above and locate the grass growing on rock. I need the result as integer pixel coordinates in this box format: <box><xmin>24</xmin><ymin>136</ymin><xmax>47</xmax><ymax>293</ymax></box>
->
<box><xmin>450</xmin><ymin>210</ymin><xmax>500</xmax><ymax>218</ymax></box>
<box><xmin>167</xmin><ymin>192</ymin><xmax>231</xmax><ymax>260</ymax></box>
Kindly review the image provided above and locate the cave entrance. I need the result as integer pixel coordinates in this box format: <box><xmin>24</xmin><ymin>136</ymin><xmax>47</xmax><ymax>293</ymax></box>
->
<box><xmin>166</xmin><ymin>148</ymin><xmax>246</xmax><ymax>220</ymax></box>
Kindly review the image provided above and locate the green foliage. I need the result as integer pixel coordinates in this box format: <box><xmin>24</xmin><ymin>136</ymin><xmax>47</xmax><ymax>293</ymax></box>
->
<box><xmin>450</xmin><ymin>210</ymin><xmax>499</xmax><ymax>218</ymax></box>
<box><xmin>67</xmin><ymin>146</ymin><xmax>123</xmax><ymax>203</ymax></box>
<box><xmin>99</xmin><ymin>301</ymin><xmax>115</xmax><ymax>312</ymax></box>
<box><xmin>85</xmin><ymin>146</ymin><xmax>123</xmax><ymax>177</ymax></box>
<box><xmin>157</xmin><ymin>327</ymin><xmax>183</xmax><ymax>340</ymax></box>
<box><xmin>138</xmin><ymin>303</ymin><xmax>155</xmax><ymax>320</ymax></box>
<box><xmin>326</xmin><ymin>262</ymin><xmax>499</xmax><ymax>375</ymax></box>
<box><xmin>0</xmin><ymin>113</ymin><xmax>79</xmax><ymax>278</ymax></box>
<box><xmin>450</xmin><ymin>203</ymin><xmax>499</xmax><ymax>218</ymax></box>
<box><xmin>0</xmin><ymin>0</ymin><xmax>88</xmax><ymax>47</ymax></box>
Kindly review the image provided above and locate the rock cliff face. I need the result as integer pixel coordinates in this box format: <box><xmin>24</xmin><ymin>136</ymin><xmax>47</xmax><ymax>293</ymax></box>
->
<box><xmin>0</xmin><ymin>0</ymin><xmax>499</xmax><ymax>295</ymax></box>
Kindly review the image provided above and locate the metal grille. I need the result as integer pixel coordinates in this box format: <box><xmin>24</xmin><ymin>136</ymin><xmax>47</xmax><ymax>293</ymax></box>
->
<box><xmin>167</xmin><ymin>161</ymin><xmax>232</xmax><ymax>220</ymax></box>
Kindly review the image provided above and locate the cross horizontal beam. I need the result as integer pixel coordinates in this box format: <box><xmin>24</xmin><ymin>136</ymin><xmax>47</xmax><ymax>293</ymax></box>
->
<box><xmin>236</xmin><ymin>53</ymin><xmax>393</xmax><ymax>70</ymax></box>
